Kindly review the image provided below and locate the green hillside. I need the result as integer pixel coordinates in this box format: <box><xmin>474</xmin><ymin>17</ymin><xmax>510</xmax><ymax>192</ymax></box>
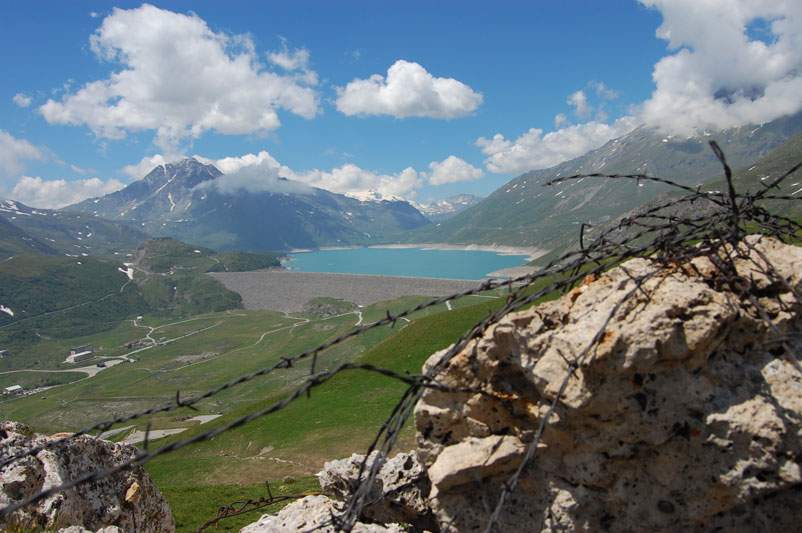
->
<box><xmin>0</xmin><ymin>255</ymin><xmax>149</xmax><ymax>366</ymax></box>
<box><xmin>0</xmin><ymin>216</ymin><xmax>58</xmax><ymax>257</ymax></box>
<box><xmin>0</xmin><ymin>238</ymin><xmax>281</xmax><ymax>372</ymax></box>
<box><xmin>132</xmin><ymin>237</ymin><xmax>281</xmax><ymax>274</ymax></box>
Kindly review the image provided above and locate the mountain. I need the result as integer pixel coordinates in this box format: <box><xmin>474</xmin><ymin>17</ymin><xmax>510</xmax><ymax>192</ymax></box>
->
<box><xmin>404</xmin><ymin>112</ymin><xmax>802</xmax><ymax>250</ymax></box>
<box><xmin>413</xmin><ymin>194</ymin><xmax>483</xmax><ymax>222</ymax></box>
<box><xmin>67</xmin><ymin>159</ymin><xmax>429</xmax><ymax>251</ymax></box>
<box><xmin>0</xmin><ymin>199</ymin><xmax>149</xmax><ymax>259</ymax></box>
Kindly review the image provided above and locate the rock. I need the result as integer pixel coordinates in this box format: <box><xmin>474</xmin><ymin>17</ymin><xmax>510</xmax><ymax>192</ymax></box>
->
<box><xmin>238</xmin><ymin>495</ymin><xmax>404</xmax><ymax>533</ymax></box>
<box><xmin>0</xmin><ymin>422</ymin><xmax>174</xmax><ymax>532</ymax></box>
<box><xmin>412</xmin><ymin>235</ymin><xmax>802</xmax><ymax>531</ymax></box>
<box><xmin>427</xmin><ymin>436</ymin><xmax>526</xmax><ymax>496</ymax></box>
<box><xmin>318</xmin><ymin>451</ymin><xmax>435</xmax><ymax>530</ymax></box>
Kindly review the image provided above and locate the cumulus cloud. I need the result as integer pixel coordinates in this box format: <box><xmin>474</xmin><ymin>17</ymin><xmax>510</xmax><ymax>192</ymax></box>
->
<box><xmin>13</xmin><ymin>93</ymin><xmax>32</xmax><ymax>108</ymax></box>
<box><xmin>283</xmin><ymin>164</ymin><xmax>422</xmax><ymax>199</ymax></box>
<box><xmin>0</xmin><ymin>130</ymin><xmax>45</xmax><ymax>177</ymax></box>
<box><xmin>476</xmin><ymin>117</ymin><xmax>639</xmax><ymax>175</ymax></box>
<box><xmin>197</xmin><ymin>161</ymin><xmax>311</xmax><ymax>196</ymax></box>
<box><xmin>639</xmin><ymin>0</ymin><xmax>802</xmax><ymax>134</ymax></box>
<box><xmin>426</xmin><ymin>156</ymin><xmax>484</xmax><ymax>186</ymax></box>
<box><xmin>567</xmin><ymin>91</ymin><xmax>591</xmax><ymax>119</ymax></box>
<box><xmin>267</xmin><ymin>38</ymin><xmax>318</xmax><ymax>85</ymax></box>
<box><xmin>335</xmin><ymin>60</ymin><xmax>483</xmax><ymax>119</ymax></box>
<box><xmin>202</xmin><ymin>151</ymin><xmax>282</xmax><ymax>174</ymax></box>
<box><xmin>121</xmin><ymin>154</ymin><xmax>170</xmax><ymax>180</ymax></box>
<box><xmin>11</xmin><ymin>176</ymin><xmax>124</xmax><ymax>209</ymax></box>
<box><xmin>39</xmin><ymin>4</ymin><xmax>320</xmax><ymax>153</ymax></box>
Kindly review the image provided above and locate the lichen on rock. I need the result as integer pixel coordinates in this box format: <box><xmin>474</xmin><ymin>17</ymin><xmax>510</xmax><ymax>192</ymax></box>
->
<box><xmin>0</xmin><ymin>422</ymin><xmax>174</xmax><ymax>533</ymax></box>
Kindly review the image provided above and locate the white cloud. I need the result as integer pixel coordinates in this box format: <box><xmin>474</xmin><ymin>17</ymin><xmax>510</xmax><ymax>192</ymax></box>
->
<box><xmin>590</xmin><ymin>81</ymin><xmax>619</xmax><ymax>100</ymax></box>
<box><xmin>39</xmin><ymin>4</ymin><xmax>320</xmax><ymax>153</ymax></box>
<box><xmin>70</xmin><ymin>164</ymin><xmax>89</xmax><ymax>175</ymax></box>
<box><xmin>335</xmin><ymin>60</ymin><xmax>483</xmax><ymax>119</ymax></box>
<box><xmin>639</xmin><ymin>0</ymin><xmax>802</xmax><ymax>134</ymax></box>
<box><xmin>267</xmin><ymin>38</ymin><xmax>318</xmax><ymax>85</ymax></box>
<box><xmin>477</xmin><ymin>116</ymin><xmax>639</xmax><ymax>175</ymax></box>
<box><xmin>0</xmin><ymin>130</ymin><xmax>45</xmax><ymax>177</ymax></box>
<box><xmin>567</xmin><ymin>90</ymin><xmax>591</xmax><ymax>119</ymax></box>
<box><xmin>197</xmin><ymin>161</ymin><xmax>311</xmax><ymax>196</ymax></box>
<box><xmin>201</xmin><ymin>151</ymin><xmax>282</xmax><ymax>175</ymax></box>
<box><xmin>427</xmin><ymin>156</ymin><xmax>484</xmax><ymax>186</ymax></box>
<box><xmin>283</xmin><ymin>164</ymin><xmax>422</xmax><ymax>199</ymax></box>
<box><xmin>11</xmin><ymin>176</ymin><xmax>125</xmax><ymax>209</ymax></box>
<box><xmin>13</xmin><ymin>93</ymin><xmax>32</xmax><ymax>108</ymax></box>
<box><xmin>121</xmin><ymin>154</ymin><xmax>169</xmax><ymax>180</ymax></box>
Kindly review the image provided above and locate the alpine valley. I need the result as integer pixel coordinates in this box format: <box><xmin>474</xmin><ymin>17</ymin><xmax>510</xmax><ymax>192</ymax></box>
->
<box><xmin>2</xmin><ymin>111</ymin><xmax>802</xmax><ymax>533</ymax></box>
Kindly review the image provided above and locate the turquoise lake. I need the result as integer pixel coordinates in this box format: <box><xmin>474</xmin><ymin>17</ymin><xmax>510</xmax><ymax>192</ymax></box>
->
<box><xmin>286</xmin><ymin>247</ymin><xmax>530</xmax><ymax>280</ymax></box>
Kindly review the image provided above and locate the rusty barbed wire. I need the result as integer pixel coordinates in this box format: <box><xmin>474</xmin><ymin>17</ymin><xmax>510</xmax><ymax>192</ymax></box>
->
<box><xmin>1</xmin><ymin>142</ymin><xmax>801</xmax><ymax>532</ymax></box>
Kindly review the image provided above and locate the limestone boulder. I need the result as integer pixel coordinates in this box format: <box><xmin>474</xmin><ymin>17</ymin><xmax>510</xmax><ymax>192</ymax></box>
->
<box><xmin>414</xmin><ymin>235</ymin><xmax>802</xmax><ymax>531</ymax></box>
<box><xmin>239</xmin><ymin>495</ymin><xmax>404</xmax><ymax>533</ymax></box>
<box><xmin>318</xmin><ymin>451</ymin><xmax>435</xmax><ymax>530</ymax></box>
<box><xmin>0</xmin><ymin>422</ymin><xmax>174</xmax><ymax>532</ymax></box>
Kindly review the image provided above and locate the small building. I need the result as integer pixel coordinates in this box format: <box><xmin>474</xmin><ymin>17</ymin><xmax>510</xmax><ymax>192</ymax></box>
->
<box><xmin>0</xmin><ymin>349</ymin><xmax>9</xmax><ymax>357</ymax></box>
<box><xmin>70</xmin><ymin>344</ymin><xmax>94</xmax><ymax>356</ymax></box>
<box><xmin>3</xmin><ymin>385</ymin><xmax>23</xmax><ymax>396</ymax></box>
<box><xmin>66</xmin><ymin>344</ymin><xmax>94</xmax><ymax>364</ymax></box>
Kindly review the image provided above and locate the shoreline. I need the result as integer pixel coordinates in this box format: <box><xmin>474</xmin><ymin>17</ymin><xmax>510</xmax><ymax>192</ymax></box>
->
<box><xmin>286</xmin><ymin>243</ymin><xmax>547</xmax><ymax>262</ymax></box>
<box><xmin>371</xmin><ymin>243</ymin><xmax>546</xmax><ymax>262</ymax></box>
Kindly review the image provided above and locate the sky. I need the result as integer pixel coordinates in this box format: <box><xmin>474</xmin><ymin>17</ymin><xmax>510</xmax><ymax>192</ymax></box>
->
<box><xmin>1</xmin><ymin>0</ymin><xmax>801</xmax><ymax>209</ymax></box>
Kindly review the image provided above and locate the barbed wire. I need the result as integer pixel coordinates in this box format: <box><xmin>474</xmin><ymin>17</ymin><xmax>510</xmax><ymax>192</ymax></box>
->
<box><xmin>1</xmin><ymin>141</ymin><xmax>800</xmax><ymax>532</ymax></box>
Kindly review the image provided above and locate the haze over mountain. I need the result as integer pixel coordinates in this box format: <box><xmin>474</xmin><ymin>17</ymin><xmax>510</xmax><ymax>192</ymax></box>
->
<box><xmin>66</xmin><ymin>159</ymin><xmax>429</xmax><ymax>252</ymax></box>
<box><xmin>405</xmin><ymin>112</ymin><xmax>802</xmax><ymax>250</ymax></box>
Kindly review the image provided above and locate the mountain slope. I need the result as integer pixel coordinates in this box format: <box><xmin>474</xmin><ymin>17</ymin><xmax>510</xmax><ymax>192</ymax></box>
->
<box><xmin>0</xmin><ymin>199</ymin><xmax>149</xmax><ymax>259</ymax></box>
<box><xmin>404</xmin><ymin>112</ymin><xmax>802</xmax><ymax>249</ymax></box>
<box><xmin>0</xmin><ymin>212</ymin><xmax>58</xmax><ymax>257</ymax></box>
<box><xmin>68</xmin><ymin>159</ymin><xmax>429</xmax><ymax>251</ymax></box>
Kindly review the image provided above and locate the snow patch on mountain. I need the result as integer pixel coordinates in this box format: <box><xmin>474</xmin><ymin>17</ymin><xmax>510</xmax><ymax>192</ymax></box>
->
<box><xmin>412</xmin><ymin>194</ymin><xmax>483</xmax><ymax>222</ymax></box>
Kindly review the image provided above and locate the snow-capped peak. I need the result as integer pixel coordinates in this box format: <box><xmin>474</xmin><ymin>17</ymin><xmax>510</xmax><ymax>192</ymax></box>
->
<box><xmin>344</xmin><ymin>190</ymin><xmax>407</xmax><ymax>203</ymax></box>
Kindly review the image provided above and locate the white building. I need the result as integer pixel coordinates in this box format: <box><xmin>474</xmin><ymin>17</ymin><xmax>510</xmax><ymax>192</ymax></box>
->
<box><xmin>2</xmin><ymin>385</ymin><xmax>22</xmax><ymax>395</ymax></box>
<box><xmin>66</xmin><ymin>344</ymin><xmax>94</xmax><ymax>364</ymax></box>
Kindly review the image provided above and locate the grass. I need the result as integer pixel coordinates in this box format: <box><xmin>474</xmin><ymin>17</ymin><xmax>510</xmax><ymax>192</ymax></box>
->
<box><xmin>0</xmin><ymin>370</ymin><xmax>85</xmax><ymax>391</ymax></box>
<box><xmin>159</xmin><ymin>476</ymin><xmax>321</xmax><ymax>532</ymax></box>
<box><xmin>145</xmin><ymin>294</ymin><xmax>506</xmax><ymax>483</ymax></box>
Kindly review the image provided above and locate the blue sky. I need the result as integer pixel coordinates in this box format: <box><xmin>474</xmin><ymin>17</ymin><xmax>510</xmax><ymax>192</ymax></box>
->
<box><xmin>2</xmin><ymin>1</ymin><xmax>801</xmax><ymax>208</ymax></box>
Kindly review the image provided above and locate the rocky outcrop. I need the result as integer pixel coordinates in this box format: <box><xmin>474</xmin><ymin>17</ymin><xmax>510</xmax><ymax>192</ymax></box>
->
<box><xmin>318</xmin><ymin>452</ymin><xmax>435</xmax><ymax>530</ymax></box>
<box><xmin>243</xmin><ymin>235</ymin><xmax>802</xmax><ymax>532</ymax></box>
<box><xmin>0</xmin><ymin>422</ymin><xmax>174</xmax><ymax>532</ymax></box>
<box><xmin>414</xmin><ymin>235</ymin><xmax>802</xmax><ymax>531</ymax></box>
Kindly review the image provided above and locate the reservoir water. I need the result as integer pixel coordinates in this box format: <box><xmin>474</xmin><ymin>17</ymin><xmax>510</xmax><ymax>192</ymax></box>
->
<box><xmin>286</xmin><ymin>247</ymin><xmax>530</xmax><ymax>280</ymax></box>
